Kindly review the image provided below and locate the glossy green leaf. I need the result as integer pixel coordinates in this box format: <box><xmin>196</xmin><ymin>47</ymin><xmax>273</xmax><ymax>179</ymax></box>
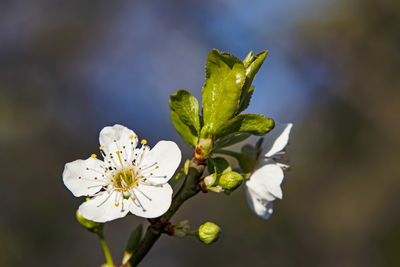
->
<box><xmin>213</xmin><ymin>133</ymin><xmax>251</xmax><ymax>150</ymax></box>
<box><xmin>215</xmin><ymin>114</ymin><xmax>275</xmax><ymax>139</ymax></box>
<box><xmin>171</xmin><ymin>110</ymin><xmax>198</xmax><ymax>147</ymax></box>
<box><xmin>246</xmin><ymin>50</ymin><xmax>268</xmax><ymax>82</ymax></box>
<box><xmin>207</xmin><ymin>157</ymin><xmax>231</xmax><ymax>175</ymax></box>
<box><xmin>202</xmin><ymin>49</ymin><xmax>246</xmax><ymax>136</ymax></box>
<box><xmin>236</xmin><ymin>85</ymin><xmax>254</xmax><ymax>115</ymax></box>
<box><xmin>242</xmin><ymin>50</ymin><xmax>254</xmax><ymax>68</ymax></box>
<box><xmin>237</xmin><ymin>50</ymin><xmax>268</xmax><ymax>114</ymax></box>
<box><xmin>170</xmin><ymin>89</ymin><xmax>200</xmax><ymax>132</ymax></box>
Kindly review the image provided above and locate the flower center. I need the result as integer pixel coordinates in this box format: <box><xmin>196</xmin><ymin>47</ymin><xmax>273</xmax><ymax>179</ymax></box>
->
<box><xmin>112</xmin><ymin>167</ymin><xmax>139</xmax><ymax>190</ymax></box>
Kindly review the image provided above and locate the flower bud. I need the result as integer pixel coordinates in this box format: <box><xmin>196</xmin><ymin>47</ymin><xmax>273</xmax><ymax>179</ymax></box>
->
<box><xmin>173</xmin><ymin>220</ymin><xmax>191</xmax><ymax>238</ymax></box>
<box><xmin>198</xmin><ymin>222</ymin><xmax>221</xmax><ymax>245</ymax></box>
<box><xmin>76</xmin><ymin>210</ymin><xmax>103</xmax><ymax>233</ymax></box>
<box><xmin>218</xmin><ymin>171</ymin><xmax>243</xmax><ymax>192</ymax></box>
<box><xmin>203</xmin><ymin>173</ymin><xmax>217</xmax><ymax>188</ymax></box>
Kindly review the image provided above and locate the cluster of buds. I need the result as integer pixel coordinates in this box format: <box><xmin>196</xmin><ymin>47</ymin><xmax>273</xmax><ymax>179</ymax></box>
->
<box><xmin>202</xmin><ymin>157</ymin><xmax>243</xmax><ymax>194</ymax></box>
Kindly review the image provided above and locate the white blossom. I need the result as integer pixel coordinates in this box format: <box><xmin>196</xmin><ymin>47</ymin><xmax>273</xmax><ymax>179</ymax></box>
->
<box><xmin>63</xmin><ymin>124</ymin><xmax>181</xmax><ymax>223</ymax></box>
<box><xmin>245</xmin><ymin>123</ymin><xmax>293</xmax><ymax>219</ymax></box>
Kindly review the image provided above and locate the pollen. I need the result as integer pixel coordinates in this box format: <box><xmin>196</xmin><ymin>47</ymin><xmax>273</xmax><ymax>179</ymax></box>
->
<box><xmin>91</xmin><ymin>154</ymin><xmax>97</xmax><ymax>158</ymax></box>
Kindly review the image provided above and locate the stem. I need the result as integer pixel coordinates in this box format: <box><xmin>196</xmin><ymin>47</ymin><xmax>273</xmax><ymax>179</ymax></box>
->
<box><xmin>97</xmin><ymin>232</ymin><xmax>114</xmax><ymax>267</ymax></box>
<box><xmin>129</xmin><ymin>158</ymin><xmax>205</xmax><ymax>266</ymax></box>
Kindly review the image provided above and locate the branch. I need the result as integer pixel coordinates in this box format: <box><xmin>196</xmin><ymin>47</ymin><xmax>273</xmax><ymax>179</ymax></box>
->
<box><xmin>129</xmin><ymin>157</ymin><xmax>206</xmax><ymax>266</ymax></box>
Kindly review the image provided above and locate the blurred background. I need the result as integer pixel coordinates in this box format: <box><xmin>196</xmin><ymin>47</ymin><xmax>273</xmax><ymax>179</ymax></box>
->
<box><xmin>1</xmin><ymin>0</ymin><xmax>399</xmax><ymax>266</ymax></box>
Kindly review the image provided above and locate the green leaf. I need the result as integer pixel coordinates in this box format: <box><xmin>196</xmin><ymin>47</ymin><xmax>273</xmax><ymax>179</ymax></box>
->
<box><xmin>236</xmin><ymin>85</ymin><xmax>254</xmax><ymax>115</ymax></box>
<box><xmin>123</xmin><ymin>224</ymin><xmax>143</xmax><ymax>264</ymax></box>
<box><xmin>213</xmin><ymin>133</ymin><xmax>251</xmax><ymax>150</ymax></box>
<box><xmin>207</xmin><ymin>157</ymin><xmax>231</xmax><ymax>175</ymax></box>
<box><xmin>171</xmin><ymin>110</ymin><xmax>198</xmax><ymax>147</ymax></box>
<box><xmin>170</xmin><ymin>89</ymin><xmax>200</xmax><ymax>132</ymax></box>
<box><xmin>242</xmin><ymin>51</ymin><xmax>254</xmax><ymax>68</ymax></box>
<box><xmin>237</xmin><ymin>50</ymin><xmax>268</xmax><ymax>114</ymax></box>
<box><xmin>201</xmin><ymin>49</ymin><xmax>246</xmax><ymax>136</ymax></box>
<box><xmin>215</xmin><ymin>114</ymin><xmax>275</xmax><ymax>139</ymax></box>
<box><xmin>246</xmin><ymin>51</ymin><xmax>268</xmax><ymax>83</ymax></box>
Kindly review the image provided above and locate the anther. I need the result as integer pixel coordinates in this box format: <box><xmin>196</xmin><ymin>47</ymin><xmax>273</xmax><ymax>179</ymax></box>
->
<box><xmin>99</xmin><ymin>145</ymin><xmax>104</xmax><ymax>150</ymax></box>
<box><xmin>129</xmin><ymin>135</ymin><xmax>134</xmax><ymax>139</ymax></box>
<box><xmin>115</xmin><ymin>203</ymin><xmax>119</xmax><ymax>207</ymax></box>
<box><xmin>141</xmin><ymin>139</ymin><xmax>147</xmax><ymax>145</ymax></box>
<box><xmin>78</xmin><ymin>176</ymin><xmax>81</xmax><ymax>179</ymax></box>
<box><xmin>94</xmin><ymin>177</ymin><xmax>98</xmax><ymax>180</ymax></box>
<box><xmin>91</xmin><ymin>154</ymin><xmax>97</xmax><ymax>158</ymax></box>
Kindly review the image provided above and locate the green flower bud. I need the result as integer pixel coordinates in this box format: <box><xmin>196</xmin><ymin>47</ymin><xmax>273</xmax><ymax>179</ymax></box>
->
<box><xmin>76</xmin><ymin>210</ymin><xmax>103</xmax><ymax>233</ymax></box>
<box><xmin>218</xmin><ymin>171</ymin><xmax>243</xmax><ymax>192</ymax></box>
<box><xmin>198</xmin><ymin>222</ymin><xmax>221</xmax><ymax>245</ymax></box>
<box><xmin>203</xmin><ymin>173</ymin><xmax>217</xmax><ymax>188</ymax></box>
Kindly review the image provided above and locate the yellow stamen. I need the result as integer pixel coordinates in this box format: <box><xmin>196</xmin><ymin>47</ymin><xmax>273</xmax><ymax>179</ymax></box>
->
<box><xmin>129</xmin><ymin>135</ymin><xmax>134</xmax><ymax>139</ymax></box>
<box><xmin>141</xmin><ymin>139</ymin><xmax>147</xmax><ymax>145</ymax></box>
<box><xmin>91</xmin><ymin>154</ymin><xmax>97</xmax><ymax>158</ymax></box>
<box><xmin>99</xmin><ymin>145</ymin><xmax>104</xmax><ymax>149</ymax></box>
<box><xmin>115</xmin><ymin>203</ymin><xmax>119</xmax><ymax>207</ymax></box>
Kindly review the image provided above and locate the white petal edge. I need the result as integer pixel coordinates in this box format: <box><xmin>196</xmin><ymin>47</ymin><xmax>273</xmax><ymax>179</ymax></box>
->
<box><xmin>78</xmin><ymin>191</ymin><xmax>131</xmax><ymax>223</ymax></box>
<box><xmin>245</xmin><ymin>187</ymin><xmax>274</xmax><ymax>220</ymax></box>
<box><xmin>129</xmin><ymin>183</ymin><xmax>173</xmax><ymax>218</ymax></box>
<box><xmin>63</xmin><ymin>157</ymin><xmax>107</xmax><ymax>197</ymax></box>
<box><xmin>263</xmin><ymin>123</ymin><xmax>293</xmax><ymax>157</ymax></box>
<box><xmin>99</xmin><ymin>124</ymin><xmax>138</xmax><ymax>164</ymax></box>
<box><xmin>246</xmin><ymin>162</ymin><xmax>284</xmax><ymax>200</ymax></box>
<box><xmin>140</xmin><ymin>141</ymin><xmax>181</xmax><ymax>184</ymax></box>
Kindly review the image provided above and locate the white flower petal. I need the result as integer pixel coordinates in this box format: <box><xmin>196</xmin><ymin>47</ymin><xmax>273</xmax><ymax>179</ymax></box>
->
<box><xmin>140</xmin><ymin>141</ymin><xmax>181</xmax><ymax>184</ymax></box>
<box><xmin>246</xmin><ymin>162</ymin><xmax>284</xmax><ymax>200</ymax></box>
<box><xmin>129</xmin><ymin>183</ymin><xmax>173</xmax><ymax>218</ymax></box>
<box><xmin>63</xmin><ymin>157</ymin><xmax>107</xmax><ymax>197</ymax></box>
<box><xmin>78</xmin><ymin>191</ymin><xmax>131</xmax><ymax>223</ymax></box>
<box><xmin>99</xmin><ymin>124</ymin><xmax>138</xmax><ymax>165</ymax></box>
<box><xmin>263</xmin><ymin>123</ymin><xmax>293</xmax><ymax>157</ymax></box>
<box><xmin>246</xmin><ymin>187</ymin><xmax>274</xmax><ymax>220</ymax></box>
